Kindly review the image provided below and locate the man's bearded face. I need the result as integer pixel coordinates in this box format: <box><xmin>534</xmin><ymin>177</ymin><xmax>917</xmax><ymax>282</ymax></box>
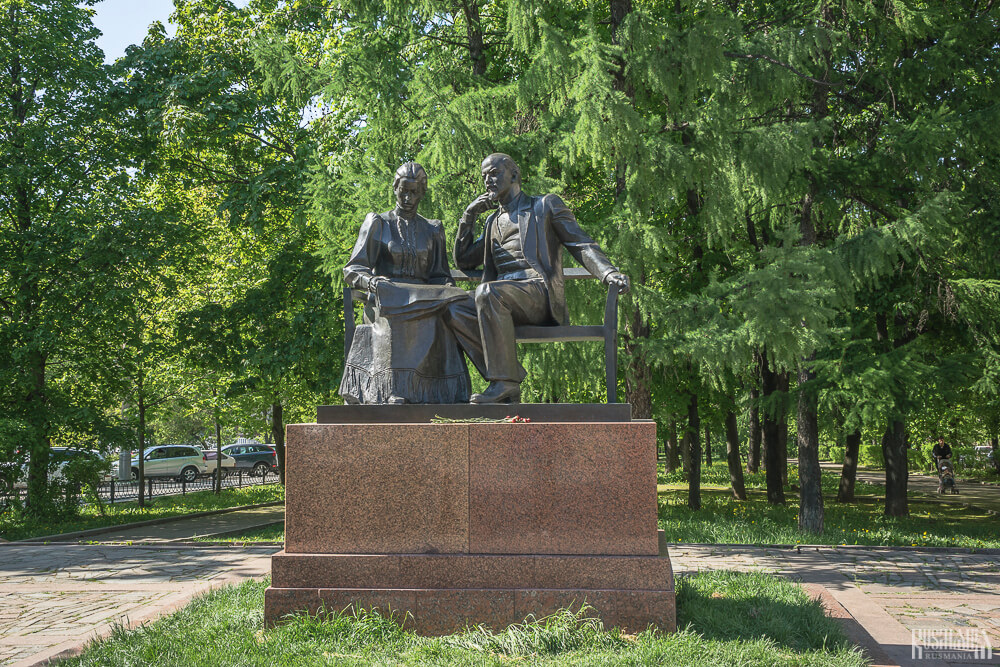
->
<box><xmin>481</xmin><ymin>158</ymin><xmax>515</xmax><ymax>203</ymax></box>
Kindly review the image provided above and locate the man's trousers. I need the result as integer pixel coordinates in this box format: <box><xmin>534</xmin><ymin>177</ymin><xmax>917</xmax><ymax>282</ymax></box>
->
<box><xmin>444</xmin><ymin>279</ymin><xmax>550</xmax><ymax>383</ymax></box>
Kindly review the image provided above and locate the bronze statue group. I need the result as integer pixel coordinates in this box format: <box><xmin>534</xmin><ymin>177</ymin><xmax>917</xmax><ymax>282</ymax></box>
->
<box><xmin>340</xmin><ymin>154</ymin><xmax>629</xmax><ymax>406</ymax></box>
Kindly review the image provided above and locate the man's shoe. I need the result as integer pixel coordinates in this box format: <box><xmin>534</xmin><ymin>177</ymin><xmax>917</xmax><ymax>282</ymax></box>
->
<box><xmin>470</xmin><ymin>381</ymin><xmax>521</xmax><ymax>404</ymax></box>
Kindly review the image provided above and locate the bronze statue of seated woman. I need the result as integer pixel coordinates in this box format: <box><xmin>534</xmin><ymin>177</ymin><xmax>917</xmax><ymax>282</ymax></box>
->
<box><xmin>339</xmin><ymin>162</ymin><xmax>473</xmax><ymax>405</ymax></box>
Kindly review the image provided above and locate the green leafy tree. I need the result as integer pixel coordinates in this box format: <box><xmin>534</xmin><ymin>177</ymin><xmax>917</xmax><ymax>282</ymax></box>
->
<box><xmin>124</xmin><ymin>0</ymin><xmax>340</xmax><ymax>482</ymax></box>
<box><xmin>0</xmin><ymin>0</ymin><xmax>156</xmax><ymax>511</ymax></box>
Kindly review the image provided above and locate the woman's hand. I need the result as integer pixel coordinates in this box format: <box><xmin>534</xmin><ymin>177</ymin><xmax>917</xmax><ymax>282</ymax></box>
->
<box><xmin>368</xmin><ymin>276</ymin><xmax>389</xmax><ymax>293</ymax></box>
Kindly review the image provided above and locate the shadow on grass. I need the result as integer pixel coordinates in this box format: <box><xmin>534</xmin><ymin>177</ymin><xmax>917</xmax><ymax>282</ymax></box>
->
<box><xmin>677</xmin><ymin>570</ymin><xmax>848</xmax><ymax>653</ymax></box>
<box><xmin>60</xmin><ymin>574</ymin><xmax>866</xmax><ymax>667</ymax></box>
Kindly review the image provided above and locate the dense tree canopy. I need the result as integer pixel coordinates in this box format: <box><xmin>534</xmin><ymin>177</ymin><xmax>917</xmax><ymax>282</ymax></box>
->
<box><xmin>1</xmin><ymin>0</ymin><xmax>998</xmax><ymax>527</ymax></box>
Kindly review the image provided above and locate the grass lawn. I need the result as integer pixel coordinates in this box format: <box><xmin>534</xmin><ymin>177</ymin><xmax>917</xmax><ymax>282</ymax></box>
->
<box><xmin>193</xmin><ymin>522</ymin><xmax>285</xmax><ymax>543</ymax></box>
<box><xmin>657</xmin><ymin>463</ymin><xmax>1000</xmax><ymax>548</ymax></box>
<box><xmin>61</xmin><ymin>572</ymin><xmax>865</xmax><ymax>667</ymax></box>
<box><xmin>0</xmin><ymin>484</ymin><xmax>284</xmax><ymax>542</ymax></box>
<box><xmin>955</xmin><ymin>468</ymin><xmax>1000</xmax><ymax>485</ymax></box>
<box><xmin>659</xmin><ymin>489</ymin><xmax>1000</xmax><ymax>548</ymax></box>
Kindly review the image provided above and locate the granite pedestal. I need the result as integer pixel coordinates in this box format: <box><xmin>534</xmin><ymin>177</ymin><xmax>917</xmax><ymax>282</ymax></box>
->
<box><xmin>264</xmin><ymin>410</ymin><xmax>675</xmax><ymax>634</ymax></box>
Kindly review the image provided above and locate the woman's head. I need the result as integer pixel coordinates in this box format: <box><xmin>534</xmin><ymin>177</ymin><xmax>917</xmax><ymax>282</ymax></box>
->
<box><xmin>393</xmin><ymin>162</ymin><xmax>428</xmax><ymax>217</ymax></box>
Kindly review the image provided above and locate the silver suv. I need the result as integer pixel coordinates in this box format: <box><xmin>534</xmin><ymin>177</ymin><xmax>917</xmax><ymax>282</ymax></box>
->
<box><xmin>122</xmin><ymin>445</ymin><xmax>208</xmax><ymax>483</ymax></box>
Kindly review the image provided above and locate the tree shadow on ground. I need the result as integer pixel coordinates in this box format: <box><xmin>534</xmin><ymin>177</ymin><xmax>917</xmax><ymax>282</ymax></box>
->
<box><xmin>676</xmin><ymin>570</ymin><xmax>849</xmax><ymax>653</ymax></box>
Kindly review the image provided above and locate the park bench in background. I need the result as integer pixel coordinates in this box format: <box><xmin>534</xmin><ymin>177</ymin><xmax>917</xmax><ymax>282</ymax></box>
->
<box><xmin>344</xmin><ymin>266</ymin><xmax>620</xmax><ymax>403</ymax></box>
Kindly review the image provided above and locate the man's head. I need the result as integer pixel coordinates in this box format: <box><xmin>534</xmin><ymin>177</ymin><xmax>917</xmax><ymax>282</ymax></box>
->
<box><xmin>481</xmin><ymin>153</ymin><xmax>521</xmax><ymax>205</ymax></box>
<box><xmin>393</xmin><ymin>162</ymin><xmax>428</xmax><ymax>217</ymax></box>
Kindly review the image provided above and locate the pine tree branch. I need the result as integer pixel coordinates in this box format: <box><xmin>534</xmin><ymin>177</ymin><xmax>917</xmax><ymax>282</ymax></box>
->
<box><xmin>723</xmin><ymin>51</ymin><xmax>840</xmax><ymax>87</ymax></box>
<box><xmin>848</xmin><ymin>194</ymin><xmax>895</xmax><ymax>222</ymax></box>
<box><xmin>659</xmin><ymin>121</ymin><xmax>689</xmax><ymax>133</ymax></box>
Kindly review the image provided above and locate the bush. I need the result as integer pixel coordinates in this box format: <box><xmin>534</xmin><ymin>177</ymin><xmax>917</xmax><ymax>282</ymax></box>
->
<box><xmin>817</xmin><ymin>444</ymin><xmax>830</xmax><ymax>460</ymax></box>
<box><xmin>828</xmin><ymin>446</ymin><xmax>845</xmax><ymax>464</ymax></box>
<box><xmin>858</xmin><ymin>444</ymin><xmax>884</xmax><ymax>468</ymax></box>
<box><xmin>909</xmin><ymin>445</ymin><xmax>934</xmax><ymax>472</ymax></box>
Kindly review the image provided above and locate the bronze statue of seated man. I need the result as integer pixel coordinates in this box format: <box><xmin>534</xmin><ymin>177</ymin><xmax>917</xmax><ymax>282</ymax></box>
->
<box><xmin>445</xmin><ymin>153</ymin><xmax>630</xmax><ymax>404</ymax></box>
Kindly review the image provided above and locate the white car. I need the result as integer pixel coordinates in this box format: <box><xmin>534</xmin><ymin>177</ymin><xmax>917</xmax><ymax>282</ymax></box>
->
<box><xmin>113</xmin><ymin>445</ymin><xmax>208</xmax><ymax>483</ymax></box>
<box><xmin>13</xmin><ymin>448</ymin><xmax>112</xmax><ymax>488</ymax></box>
<box><xmin>972</xmin><ymin>445</ymin><xmax>995</xmax><ymax>462</ymax></box>
<box><xmin>202</xmin><ymin>449</ymin><xmax>236</xmax><ymax>477</ymax></box>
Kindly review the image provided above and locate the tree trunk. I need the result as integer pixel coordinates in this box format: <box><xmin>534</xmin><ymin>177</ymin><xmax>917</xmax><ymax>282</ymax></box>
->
<box><xmin>25</xmin><ymin>350</ymin><xmax>50</xmax><ymax>513</ymax></box>
<box><xmin>760</xmin><ymin>352</ymin><xmax>785</xmax><ymax>504</ymax></box>
<box><xmin>213</xmin><ymin>387</ymin><xmax>222</xmax><ymax>495</ymax></box>
<box><xmin>668</xmin><ymin>420</ymin><xmax>680</xmax><ymax>472</ymax></box>
<box><xmin>609</xmin><ymin>0</ymin><xmax>633</xmax><ymax>95</ymax></box>
<box><xmin>796</xmin><ymin>364</ymin><xmax>823</xmax><ymax>533</ymax></box>
<box><xmin>837</xmin><ymin>429</ymin><xmax>862</xmax><ymax>502</ymax></box>
<box><xmin>686</xmin><ymin>393</ymin><xmax>701</xmax><ymax>510</ymax></box>
<box><xmin>137</xmin><ymin>382</ymin><xmax>146</xmax><ymax>508</ymax></box>
<box><xmin>991</xmin><ymin>434</ymin><xmax>999</xmax><ymax>474</ymax></box>
<box><xmin>725</xmin><ymin>410</ymin><xmax>747</xmax><ymax>500</ymax></box>
<box><xmin>461</xmin><ymin>0</ymin><xmax>486</xmax><ymax>77</ymax></box>
<box><xmin>680</xmin><ymin>419</ymin><xmax>690</xmax><ymax>480</ymax></box>
<box><xmin>747</xmin><ymin>384</ymin><xmax>761</xmax><ymax>473</ymax></box>
<box><xmin>777</xmin><ymin>372</ymin><xmax>789</xmax><ymax>487</ymax></box>
<box><xmin>881</xmin><ymin>418</ymin><xmax>909</xmax><ymax>517</ymax></box>
<box><xmin>623</xmin><ymin>305</ymin><xmax>653</xmax><ymax>418</ymax></box>
<box><xmin>214</xmin><ymin>415</ymin><xmax>223</xmax><ymax>494</ymax></box>
<box><xmin>272</xmin><ymin>401</ymin><xmax>286</xmax><ymax>485</ymax></box>
<box><xmin>704</xmin><ymin>425</ymin><xmax>712</xmax><ymax>467</ymax></box>
<box><xmin>664</xmin><ymin>420</ymin><xmax>678</xmax><ymax>472</ymax></box>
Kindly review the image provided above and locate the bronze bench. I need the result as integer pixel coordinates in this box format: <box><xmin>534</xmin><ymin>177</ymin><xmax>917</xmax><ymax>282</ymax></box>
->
<box><xmin>344</xmin><ymin>267</ymin><xmax>619</xmax><ymax>402</ymax></box>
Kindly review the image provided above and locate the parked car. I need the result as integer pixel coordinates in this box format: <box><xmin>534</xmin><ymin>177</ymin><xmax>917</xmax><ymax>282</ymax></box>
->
<box><xmin>13</xmin><ymin>448</ymin><xmax>112</xmax><ymax>488</ymax></box>
<box><xmin>113</xmin><ymin>445</ymin><xmax>208</xmax><ymax>483</ymax></box>
<box><xmin>221</xmin><ymin>443</ymin><xmax>277</xmax><ymax>477</ymax></box>
<box><xmin>972</xmin><ymin>445</ymin><xmax>995</xmax><ymax>463</ymax></box>
<box><xmin>202</xmin><ymin>450</ymin><xmax>236</xmax><ymax>478</ymax></box>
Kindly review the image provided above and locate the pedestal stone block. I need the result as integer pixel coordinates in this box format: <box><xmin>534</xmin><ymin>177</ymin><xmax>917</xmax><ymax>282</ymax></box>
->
<box><xmin>266</xmin><ymin>414</ymin><xmax>675</xmax><ymax>634</ymax></box>
<box><xmin>469</xmin><ymin>422</ymin><xmax>658</xmax><ymax>555</ymax></box>
<box><xmin>284</xmin><ymin>423</ymin><xmax>469</xmax><ymax>554</ymax></box>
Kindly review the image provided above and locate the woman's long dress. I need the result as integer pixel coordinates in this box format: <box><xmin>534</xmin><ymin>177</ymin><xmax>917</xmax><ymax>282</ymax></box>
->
<box><xmin>339</xmin><ymin>211</ymin><xmax>472</xmax><ymax>404</ymax></box>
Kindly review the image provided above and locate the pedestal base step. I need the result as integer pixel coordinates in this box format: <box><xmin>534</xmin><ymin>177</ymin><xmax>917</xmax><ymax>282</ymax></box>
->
<box><xmin>272</xmin><ymin>551</ymin><xmax>673</xmax><ymax>590</ymax></box>
<box><xmin>264</xmin><ymin>586</ymin><xmax>676</xmax><ymax>635</ymax></box>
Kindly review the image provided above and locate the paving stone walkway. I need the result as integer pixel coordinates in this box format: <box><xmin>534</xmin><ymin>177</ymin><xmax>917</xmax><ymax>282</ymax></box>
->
<box><xmin>0</xmin><ymin>543</ymin><xmax>276</xmax><ymax>666</ymax></box>
<box><xmin>671</xmin><ymin>544</ymin><xmax>1000</xmax><ymax>667</ymax></box>
<box><xmin>3</xmin><ymin>501</ymin><xmax>998</xmax><ymax>667</ymax></box>
<box><xmin>89</xmin><ymin>503</ymin><xmax>285</xmax><ymax>542</ymax></box>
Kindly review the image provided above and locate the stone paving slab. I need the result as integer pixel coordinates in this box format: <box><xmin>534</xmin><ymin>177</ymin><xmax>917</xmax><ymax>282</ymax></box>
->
<box><xmin>0</xmin><ymin>544</ymin><xmax>277</xmax><ymax>666</ymax></box>
<box><xmin>670</xmin><ymin>544</ymin><xmax>999</xmax><ymax>667</ymax></box>
<box><xmin>2</xmin><ymin>539</ymin><xmax>997</xmax><ymax>666</ymax></box>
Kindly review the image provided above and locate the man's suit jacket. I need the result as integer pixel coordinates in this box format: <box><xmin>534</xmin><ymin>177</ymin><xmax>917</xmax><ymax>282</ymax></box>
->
<box><xmin>455</xmin><ymin>192</ymin><xmax>618</xmax><ymax>326</ymax></box>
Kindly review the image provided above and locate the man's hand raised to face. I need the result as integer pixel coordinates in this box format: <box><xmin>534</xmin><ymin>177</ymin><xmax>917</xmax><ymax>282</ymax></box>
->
<box><xmin>463</xmin><ymin>193</ymin><xmax>496</xmax><ymax>223</ymax></box>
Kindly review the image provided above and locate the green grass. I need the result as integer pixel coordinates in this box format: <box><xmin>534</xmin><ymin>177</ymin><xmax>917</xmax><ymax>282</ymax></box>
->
<box><xmin>0</xmin><ymin>484</ymin><xmax>284</xmax><ymax>541</ymax></box>
<box><xmin>655</xmin><ymin>462</ymin><xmax>1000</xmax><ymax>548</ymax></box>
<box><xmin>193</xmin><ymin>522</ymin><xmax>285</xmax><ymax>543</ymax></box>
<box><xmin>955</xmin><ymin>468</ymin><xmax>1000</xmax><ymax>485</ymax></box>
<box><xmin>659</xmin><ymin>463</ymin><xmax>887</xmax><ymax>497</ymax></box>
<box><xmin>61</xmin><ymin>573</ymin><xmax>865</xmax><ymax>667</ymax></box>
<box><xmin>659</xmin><ymin>487</ymin><xmax>1000</xmax><ymax>548</ymax></box>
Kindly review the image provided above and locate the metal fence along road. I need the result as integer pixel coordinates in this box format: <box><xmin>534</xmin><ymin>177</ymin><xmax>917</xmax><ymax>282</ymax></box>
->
<box><xmin>1</xmin><ymin>470</ymin><xmax>281</xmax><ymax>508</ymax></box>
